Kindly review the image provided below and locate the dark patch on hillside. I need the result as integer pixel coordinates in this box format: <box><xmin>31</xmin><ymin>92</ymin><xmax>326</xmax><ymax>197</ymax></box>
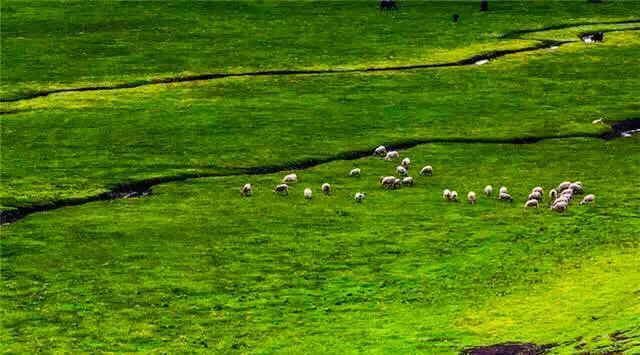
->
<box><xmin>600</xmin><ymin>119</ymin><xmax>640</xmax><ymax>139</ymax></box>
<box><xmin>462</xmin><ymin>342</ymin><xmax>553</xmax><ymax>355</ymax></box>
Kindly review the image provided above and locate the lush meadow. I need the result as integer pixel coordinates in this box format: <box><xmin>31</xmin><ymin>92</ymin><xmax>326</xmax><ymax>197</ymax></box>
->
<box><xmin>1</xmin><ymin>1</ymin><xmax>639</xmax><ymax>353</ymax></box>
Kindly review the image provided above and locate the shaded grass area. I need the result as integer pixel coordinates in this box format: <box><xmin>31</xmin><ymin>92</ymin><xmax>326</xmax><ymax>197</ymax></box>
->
<box><xmin>2</xmin><ymin>138</ymin><xmax>639</xmax><ymax>352</ymax></box>
<box><xmin>2</xmin><ymin>0</ymin><xmax>640</xmax><ymax>100</ymax></box>
<box><xmin>2</xmin><ymin>31</ymin><xmax>640</xmax><ymax>208</ymax></box>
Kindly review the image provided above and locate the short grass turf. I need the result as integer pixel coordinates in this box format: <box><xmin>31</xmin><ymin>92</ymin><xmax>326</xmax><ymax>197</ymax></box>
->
<box><xmin>2</xmin><ymin>138</ymin><xmax>639</xmax><ymax>353</ymax></box>
<box><xmin>2</xmin><ymin>0</ymin><xmax>639</xmax><ymax>100</ymax></box>
<box><xmin>2</xmin><ymin>30</ymin><xmax>640</xmax><ymax>208</ymax></box>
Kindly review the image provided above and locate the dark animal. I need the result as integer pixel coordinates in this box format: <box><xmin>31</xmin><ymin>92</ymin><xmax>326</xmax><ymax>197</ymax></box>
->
<box><xmin>452</xmin><ymin>14</ymin><xmax>460</xmax><ymax>23</ymax></box>
<box><xmin>380</xmin><ymin>0</ymin><xmax>398</xmax><ymax>11</ymax></box>
<box><xmin>480</xmin><ymin>0</ymin><xmax>489</xmax><ymax>11</ymax></box>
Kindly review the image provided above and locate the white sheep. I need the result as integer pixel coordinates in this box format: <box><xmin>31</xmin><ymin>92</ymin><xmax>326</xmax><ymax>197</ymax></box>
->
<box><xmin>384</xmin><ymin>151</ymin><xmax>400</xmax><ymax>160</ymax></box>
<box><xmin>443</xmin><ymin>189</ymin><xmax>452</xmax><ymax>200</ymax></box>
<box><xmin>349</xmin><ymin>168</ymin><xmax>361</xmax><ymax>177</ymax></box>
<box><xmin>274</xmin><ymin>184</ymin><xmax>289</xmax><ymax>195</ymax></box>
<box><xmin>558</xmin><ymin>181</ymin><xmax>571</xmax><ymax>190</ymax></box>
<box><xmin>549</xmin><ymin>189</ymin><xmax>558</xmax><ymax>200</ymax></box>
<box><xmin>528</xmin><ymin>191</ymin><xmax>542</xmax><ymax>201</ymax></box>
<box><xmin>551</xmin><ymin>201</ymin><xmax>568</xmax><ymax>212</ymax></box>
<box><xmin>396</xmin><ymin>166</ymin><xmax>408</xmax><ymax>176</ymax></box>
<box><xmin>282</xmin><ymin>173</ymin><xmax>298</xmax><ymax>184</ymax></box>
<box><xmin>393</xmin><ymin>178</ymin><xmax>402</xmax><ymax>189</ymax></box>
<box><xmin>304</xmin><ymin>188</ymin><xmax>313</xmax><ymax>199</ymax></box>
<box><xmin>420</xmin><ymin>165</ymin><xmax>433</xmax><ymax>176</ymax></box>
<box><xmin>484</xmin><ymin>185</ymin><xmax>493</xmax><ymax>196</ymax></box>
<box><xmin>402</xmin><ymin>177</ymin><xmax>414</xmax><ymax>186</ymax></box>
<box><xmin>532</xmin><ymin>186</ymin><xmax>543</xmax><ymax>195</ymax></box>
<box><xmin>374</xmin><ymin>145</ymin><xmax>387</xmax><ymax>156</ymax></box>
<box><xmin>553</xmin><ymin>196</ymin><xmax>569</xmax><ymax>206</ymax></box>
<box><xmin>468</xmin><ymin>191</ymin><xmax>476</xmax><ymax>205</ymax></box>
<box><xmin>240</xmin><ymin>183</ymin><xmax>252</xmax><ymax>196</ymax></box>
<box><xmin>569</xmin><ymin>183</ymin><xmax>583</xmax><ymax>194</ymax></box>
<box><xmin>449</xmin><ymin>191</ymin><xmax>458</xmax><ymax>202</ymax></box>
<box><xmin>580</xmin><ymin>194</ymin><xmax>595</xmax><ymax>205</ymax></box>
<box><xmin>498</xmin><ymin>192</ymin><xmax>512</xmax><ymax>202</ymax></box>
<box><xmin>499</xmin><ymin>186</ymin><xmax>508</xmax><ymax>194</ymax></box>
<box><xmin>401</xmin><ymin>158</ymin><xmax>411</xmax><ymax>169</ymax></box>
<box><xmin>380</xmin><ymin>176</ymin><xmax>396</xmax><ymax>188</ymax></box>
<box><xmin>322</xmin><ymin>183</ymin><xmax>331</xmax><ymax>195</ymax></box>
<box><xmin>524</xmin><ymin>199</ymin><xmax>539</xmax><ymax>208</ymax></box>
<box><xmin>561</xmin><ymin>188</ymin><xmax>574</xmax><ymax>198</ymax></box>
<box><xmin>354</xmin><ymin>192</ymin><xmax>366</xmax><ymax>203</ymax></box>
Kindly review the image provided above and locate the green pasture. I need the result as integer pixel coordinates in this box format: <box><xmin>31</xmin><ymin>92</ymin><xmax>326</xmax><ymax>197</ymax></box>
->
<box><xmin>1</xmin><ymin>1</ymin><xmax>639</xmax><ymax>353</ymax></box>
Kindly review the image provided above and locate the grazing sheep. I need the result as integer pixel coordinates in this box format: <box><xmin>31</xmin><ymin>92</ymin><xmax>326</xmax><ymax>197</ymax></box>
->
<box><xmin>498</xmin><ymin>192</ymin><xmax>512</xmax><ymax>202</ymax></box>
<box><xmin>380</xmin><ymin>176</ymin><xmax>396</xmax><ymax>188</ymax></box>
<box><xmin>393</xmin><ymin>178</ymin><xmax>402</xmax><ymax>189</ymax></box>
<box><xmin>282</xmin><ymin>173</ymin><xmax>298</xmax><ymax>184</ymax></box>
<box><xmin>524</xmin><ymin>199</ymin><xmax>539</xmax><ymax>208</ymax></box>
<box><xmin>322</xmin><ymin>183</ymin><xmax>331</xmax><ymax>195</ymax></box>
<box><xmin>484</xmin><ymin>185</ymin><xmax>493</xmax><ymax>196</ymax></box>
<box><xmin>374</xmin><ymin>145</ymin><xmax>387</xmax><ymax>156</ymax></box>
<box><xmin>240</xmin><ymin>183</ymin><xmax>252</xmax><ymax>196</ymax></box>
<box><xmin>468</xmin><ymin>191</ymin><xmax>476</xmax><ymax>205</ymax></box>
<box><xmin>274</xmin><ymin>184</ymin><xmax>289</xmax><ymax>195</ymax></box>
<box><xmin>551</xmin><ymin>201</ymin><xmax>568</xmax><ymax>212</ymax></box>
<box><xmin>304</xmin><ymin>188</ymin><xmax>313</xmax><ymax>199</ymax></box>
<box><xmin>558</xmin><ymin>181</ymin><xmax>571</xmax><ymax>190</ymax></box>
<box><xmin>384</xmin><ymin>151</ymin><xmax>400</xmax><ymax>160</ymax></box>
<box><xmin>532</xmin><ymin>186</ymin><xmax>543</xmax><ymax>195</ymax></box>
<box><xmin>354</xmin><ymin>192</ymin><xmax>366</xmax><ymax>203</ymax></box>
<box><xmin>573</xmin><ymin>181</ymin><xmax>583</xmax><ymax>187</ymax></box>
<box><xmin>401</xmin><ymin>158</ymin><xmax>411</xmax><ymax>169</ymax></box>
<box><xmin>528</xmin><ymin>191</ymin><xmax>542</xmax><ymax>202</ymax></box>
<box><xmin>420</xmin><ymin>165</ymin><xmax>433</xmax><ymax>176</ymax></box>
<box><xmin>443</xmin><ymin>189</ymin><xmax>452</xmax><ymax>200</ymax></box>
<box><xmin>499</xmin><ymin>186</ymin><xmax>508</xmax><ymax>194</ymax></box>
<box><xmin>561</xmin><ymin>188</ymin><xmax>574</xmax><ymax>198</ymax></box>
<box><xmin>569</xmin><ymin>183</ymin><xmax>583</xmax><ymax>194</ymax></box>
<box><xmin>580</xmin><ymin>194</ymin><xmax>595</xmax><ymax>205</ymax></box>
<box><xmin>449</xmin><ymin>191</ymin><xmax>458</xmax><ymax>202</ymax></box>
<box><xmin>396</xmin><ymin>166</ymin><xmax>408</xmax><ymax>176</ymax></box>
<box><xmin>349</xmin><ymin>168</ymin><xmax>361</xmax><ymax>177</ymax></box>
<box><xmin>402</xmin><ymin>177</ymin><xmax>414</xmax><ymax>186</ymax></box>
<box><xmin>553</xmin><ymin>196</ymin><xmax>569</xmax><ymax>206</ymax></box>
<box><xmin>549</xmin><ymin>189</ymin><xmax>558</xmax><ymax>200</ymax></box>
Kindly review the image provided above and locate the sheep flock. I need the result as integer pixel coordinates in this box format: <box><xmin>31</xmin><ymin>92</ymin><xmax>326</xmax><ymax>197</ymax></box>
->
<box><xmin>240</xmin><ymin>145</ymin><xmax>596</xmax><ymax>213</ymax></box>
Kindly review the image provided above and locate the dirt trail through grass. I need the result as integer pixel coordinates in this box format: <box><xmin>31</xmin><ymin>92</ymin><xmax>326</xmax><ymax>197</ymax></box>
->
<box><xmin>2</xmin><ymin>20</ymin><xmax>638</xmax><ymax>104</ymax></box>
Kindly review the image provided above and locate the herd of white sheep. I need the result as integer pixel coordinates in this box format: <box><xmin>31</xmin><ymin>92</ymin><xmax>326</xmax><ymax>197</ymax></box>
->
<box><xmin>240</xmin><ymin>145</ymin><xmax>595</xmax><ymax>212</ymax></box>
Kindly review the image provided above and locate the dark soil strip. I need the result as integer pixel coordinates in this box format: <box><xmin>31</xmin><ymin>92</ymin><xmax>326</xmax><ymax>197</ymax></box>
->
<box><xmin>500</xmin><ymin>18</ymin><xmax>640</xmax><ymax>39</ymax></box>
<box><xmin>0</xmin><ymin>41</ymin><xmax>568</xmax><ymax>103</ymax></box>
<box><xmin>0</xmin><ymin>132</ymin><xmax>613</xmax><ymax>225</ymax></box>
<box><xmin>462</xmin><ymin>342</ymin><xmax>554</xmax><ymax>355</ymax></box>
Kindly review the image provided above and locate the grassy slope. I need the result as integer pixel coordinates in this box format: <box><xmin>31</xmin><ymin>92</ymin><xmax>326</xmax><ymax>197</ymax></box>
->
<box><xmin>2</xmin><ymin>138</ymin><xmax>639</xmax><ymax>353</ymax></box>
<box><xmin>2</xmin><ymin>31</ymin><xmax>640</xmax><ymax>208</ymax></box>
<box><xmin>2</xmin><ymin>1</ymin><xmax>639</xmax><ymax>99</ymax></box>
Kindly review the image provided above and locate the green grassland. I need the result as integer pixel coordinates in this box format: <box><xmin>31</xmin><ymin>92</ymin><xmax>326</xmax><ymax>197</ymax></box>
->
<box><xmin>1</xmin><ymin>0</ymin><xmax>639</xmax><ymax>353</ymax></box>
<box><xmin>2</xmin><ymin>138</ymin><xmax>639</xmax><ymax>353</ymax></box>
<box><xmin>2</xmin><ymin>31</ymin><xmax>640</xmax><ymax>208</ymax></box>
<box><xmin>2</xmin><ymin>0</ymin><xmax>639</xmax><ymax>100</ymax></box>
